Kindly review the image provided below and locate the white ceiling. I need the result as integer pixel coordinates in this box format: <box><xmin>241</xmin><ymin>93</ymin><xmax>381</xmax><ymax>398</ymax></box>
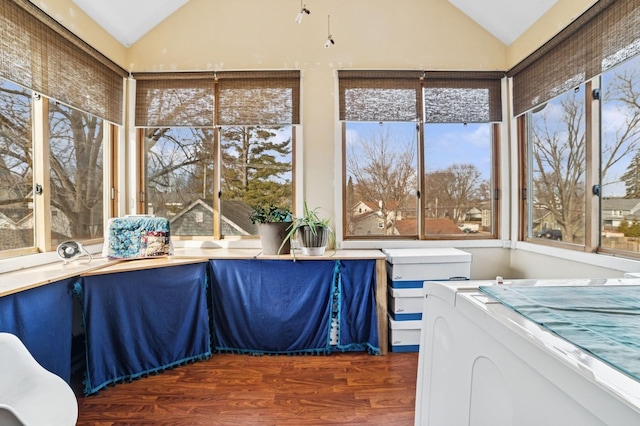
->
<box><xmin>448</xmin><ymin>0</ymin><xmax>559</xmax><ymax>45</ymax></box>
<box><xmin>71</xmin><ymin>0</ymin><xmax>190</xmax><ymax>47</ymax></box>
<box><xmin>70</xmin><ymin>0</ymin><xmax>558</xmax><ymax>48</ymax></box>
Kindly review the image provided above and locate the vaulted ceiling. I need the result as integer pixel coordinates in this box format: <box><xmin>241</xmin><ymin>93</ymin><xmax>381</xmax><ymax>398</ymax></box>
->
<box><xmin>70</xmin><ymin>0</ymin><xmax>558</xmax><ymax>48</ymax></box>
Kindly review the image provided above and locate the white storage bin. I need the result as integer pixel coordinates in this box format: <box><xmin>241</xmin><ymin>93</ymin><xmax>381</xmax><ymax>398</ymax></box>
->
<box><xmin>383</xmin><ymin>248</ymin><xmax>471</xmax><ymax>288</ymax></box>
<box><xmin>388</xmin><ymin>287</ymin><xmax>424</xmax><ymax>321</ymax></box>
<box><xmin>388</xmin><ymin>316</ymin><xmax>422</xmax><ymax>352</ymax></box>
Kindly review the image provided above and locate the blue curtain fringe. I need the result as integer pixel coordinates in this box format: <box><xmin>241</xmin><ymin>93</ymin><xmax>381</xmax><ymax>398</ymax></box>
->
<box><xmin>84</xmin><ymin>352</ymin><xmax>212</xmax><ymax>396</ymax></box>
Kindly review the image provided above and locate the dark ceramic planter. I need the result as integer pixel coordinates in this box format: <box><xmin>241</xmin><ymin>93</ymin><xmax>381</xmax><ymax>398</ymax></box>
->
<box><xmin>297</xmin><ymin>225</ymin><xmax>328</xmax><ymax>255</ymax></box>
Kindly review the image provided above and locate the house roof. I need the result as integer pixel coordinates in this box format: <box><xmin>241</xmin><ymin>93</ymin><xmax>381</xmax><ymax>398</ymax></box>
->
<box><xmin>425</xmin><ymin>218</ymin><xmax>466</xmax><ymax>235</ymax></box>
<box><xmin>221</xmin><ymin>200</ymin><xmax>257</xmax><ymax>234</ymax></box>
<box><xmin>169</xmin><ymin>198</ymin><xmax>258</xmax><ymax>235</ymax></box>
<box><xmin>601</xmin><ymin>198</ymin><xmax>640</xmax><ymax>211</ymax></box>
<box><xmin>394</xmin><ymin>219</ymin><xmax>416</xmax><ymax>235</ymax></box>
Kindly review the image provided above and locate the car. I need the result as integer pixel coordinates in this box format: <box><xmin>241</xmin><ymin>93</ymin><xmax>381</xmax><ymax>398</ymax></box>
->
<box><xmin>537</xmin><ymin>229</ymin><xmax>562</xmax><ymax>241</ymax></box>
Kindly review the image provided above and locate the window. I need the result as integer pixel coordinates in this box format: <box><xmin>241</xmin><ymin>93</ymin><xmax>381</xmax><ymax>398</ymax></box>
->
<box><xmin>219</xmin><ymin>125</ymin><xmax>293</xmax><ymax>237</ymax></box>
<box><xmin>0</xmin><ymin>80</ymin><xmax>113</xmax><ymax>253</ymax></box>
<box><xmin>49</xmin><ymin>102</ymin><xmax>105</xmax><ymax>245</ymax></box>
<box><xmin>0</xmin><ymin>79</ymin><xmax>34</xmax><ymax>252</ymax></box>
<box><xmin>600</xmin><ymin>54</ymin><xmax>640</xmax><ymax>253</ymax></box>
<box><xmin>345</xmin><ymin>121</ymin><xmax>419</xmax><ymax>237</ymax></box>
<box><xmin>135</xmin><ymin>71</ymin><xmax>299</xmax><ymax>239</ymax></box>
<box><xmin>526</xmin><ymin>86</ymin><xmax>586</xmax><ymax>246</ymax></box>
<box><xmin>424</xmin><ymin>123</ymin><xmax>496</xmax><ymax>238</ymax></box>
<box><xmin>0</xmin><ymin>1</ymin><xmax>125</xmax><ymax>257</ymax></box>
<box><xmin>514</xmin><ymin>0</ymin><xmax>640</xmax><ymax>256</ymax></box>
<box><xmin>142</xmin><ymin>128</ymin><xmax>214</xmax><ymax>237</ymax></box>
<box><xmin>340</xmin><ymin>70</ymin><xmax>502</xmax><ymax>240</ymax></box>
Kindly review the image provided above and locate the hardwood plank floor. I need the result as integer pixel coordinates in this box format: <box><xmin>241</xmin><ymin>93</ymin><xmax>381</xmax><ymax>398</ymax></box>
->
<box><xmin>75</xmin><ymin>352</ymin><xmax>418</xmax><ymax>425</ymax></box>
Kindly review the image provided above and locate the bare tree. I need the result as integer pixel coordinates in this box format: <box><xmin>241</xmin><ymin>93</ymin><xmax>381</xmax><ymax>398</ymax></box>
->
<box><xmin>143</xmin><ymin>127</ymin><xmax>214</xmax><ymax>217</ymax></box>
<box><xmin>424</xmin><ymin>164</ymin><xmax>487</xmax><ymax>223</ymax></box>
<box><xmin>531</xmin><ymin>68</ymin><xmax>640</xmax><ymax>243</ymax></box>
<box><xmin>602</xmin><ymin>67</ymin><xmax>640</xmax><ymax>181</ymax></box>
<box><xmin>49</xmin><ymin>103</ymin><xmax>104</xmax><ymax>239</ymax></box>
<box><xmin>346</xmin><ymin>125</ymin><xmax>417</xmax><ymax>234</ymax></box>
<box><xmin>531</xmin><ymin>92</ymin><xmax>586</xmax><ymax>243</ymax></box>
<box><xmin>0</xmin><ymin>82</ymin><xmax>107</xmax><ymax>241</ymax></box>
<box><xmin>0</xmin><ymin>84</ymin><xmax>32</xmax><ymax>209</ymax></box>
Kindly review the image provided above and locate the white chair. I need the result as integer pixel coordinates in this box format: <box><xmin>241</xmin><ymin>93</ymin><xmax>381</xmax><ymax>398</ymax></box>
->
<box><xmin>0</xmin><ymin>333</ymin><xmax>78</xmax><ymax>426</ymax></box>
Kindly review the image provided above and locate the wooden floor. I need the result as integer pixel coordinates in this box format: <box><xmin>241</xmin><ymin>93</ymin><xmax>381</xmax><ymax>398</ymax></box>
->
<box><xmin>75</xmin><ymin>352</ymin><xmax>419</xmax><ymax>425</ymax></box>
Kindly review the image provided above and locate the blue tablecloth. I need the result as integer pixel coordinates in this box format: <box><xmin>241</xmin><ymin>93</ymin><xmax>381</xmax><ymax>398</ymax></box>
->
<box><xmin>210</xmin><ymin>259</ymin><xmax>379</xmax><ymax>355</ymax></box>
<box><xmin>74</xmin><ymin>262</ymin><xmax>211</xmax><ymax>395</ymax></box>
<box><xmin>480</xmin><ymin>285</ymin><xmax>640</xmax><ymax>381</ymax></box>
<box><xmin>0</xmin><ymin>278</ymin><xmax>75</xmax><ymax>383</ymax></box>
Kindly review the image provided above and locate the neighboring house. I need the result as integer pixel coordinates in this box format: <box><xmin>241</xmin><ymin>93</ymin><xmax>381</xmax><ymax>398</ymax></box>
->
<box><xmin>348</xmin><ymin>215</ymin><xmax>465</xmax><ymax>236</ymax></box>
<box><xmin>0</xmin><ymin>228</ymin><xmax>33</xmax><ymax>251</ymax></box>
<box><xmin>351</xmin><ymin>201</ymin><xmax>377</xmax><ymax>216</ymax></box>
<box><xmin>350</xmin><ymin>200</ymin><xmax>402</xmax><ymax>219</ymax></box>
<box><xmin>601</xmin><ymin>198</ymin><xmax>640</xmax><ymax>229</ymax></box>
<box><xmin>531</xmin><ymin>209</ymin><xmax>561</xmax><ymax>236</ymax></box>
<box><xmin>0</xmin><ymin>205</ymin><xmax>75</xmax><ymax>249</ymax></box>
<box><xmin>170</xmin><ymin>199</ymin><xmax>257</xmax><ymax>236</ymax></box>
<box><xmin>348</xmin><ymin>200</ymin><xmax>405</xmax><ymax>235</ymax></box>
<box><xmin>465</xmin><ymin>207</ymin><xmax>482</xmax><ymax>221</ymax></box>
<box><xmin>349</xmin><ymin>211</ymin><xmax>389</xmax><ymax>236</ymax></box>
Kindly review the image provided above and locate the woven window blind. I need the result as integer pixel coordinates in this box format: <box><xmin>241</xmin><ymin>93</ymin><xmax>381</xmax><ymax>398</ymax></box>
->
<box><xmin>216</xmin><ymin>71</ymin><xmax>300</xmax><ymax>125</ymax></box>
<box><xmin>423</xmin><ymin>71</ymin><xmax>503</xmax><ymax>123</ymax></box>
<box><xmin>338</xmin><ymin>70</ymin><xmax>423</xmax><ymax>121</ymax></box>
<box><xmin>134</xmin><ymin>72</ymin><xmax>215</xmax><ymax>127</ymax></box>
<box><xmin>508</xmin><ymin>0</ymin><xmax>640</xmax><ymax>117</ymax></box>
<box><xmin>0</xmin><ymin>0</ymin><xmax>127</xmax><ymax>124</ymax></box>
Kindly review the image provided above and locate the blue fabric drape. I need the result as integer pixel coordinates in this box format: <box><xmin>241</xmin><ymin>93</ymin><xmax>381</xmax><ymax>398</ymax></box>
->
<box><xmin>336</xmin><ymin>259</ymin><xmax>380</xmax><ymax>353</ymax></box>
<box><xmin>75</xmin><ymin>262</ymin><xmax>211</xmax><ymax>395</ymax></box>
<box><xmin>210</xmin><ymin>259</ymin><xmax>334</xmax><ymax>354</ymax></box>
<box><xmin>210</xmin><ymin>259</ymin><xmax>380</xmax><ymax>355</ymax></box>
<box><xmin>480</xmin><ymin>285</ymin><xmax>640</xmax><ymax>382</ymax></box>
<box><xmin>0</xmin><ymin>278</ymin><xmax>74</xmax><ymax>383</ymax></box>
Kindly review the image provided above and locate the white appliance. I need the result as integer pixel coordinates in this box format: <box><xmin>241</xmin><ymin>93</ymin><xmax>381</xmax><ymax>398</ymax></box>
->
<box><xmin>415</xmin><ymin>280</ymin><xmax>640</xmax><ymax>426</ymax></box>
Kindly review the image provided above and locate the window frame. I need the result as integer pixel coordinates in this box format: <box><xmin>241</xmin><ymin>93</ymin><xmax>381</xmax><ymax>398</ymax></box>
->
<box><xmin>513</xmin><ymin>0</ymin><xmax>640</xmax><ymax>259</ymax></box>
<box><xmin>134</xmin><ymin>71</ymin><xmax>300</xmax><ymax>241</ymax></box>
<box><xmin>0</xmin><ymin>1</ymin><xmax>124</xmax><ymax>258</ymax></box>
<box><xmin>339</xmin><ymin>71</ymin><xmax>503</xmax><ymax>241</ymax></box>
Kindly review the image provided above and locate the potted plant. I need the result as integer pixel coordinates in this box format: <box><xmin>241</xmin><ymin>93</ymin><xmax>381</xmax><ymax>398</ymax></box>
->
<box><xmin>280</xmin><ymin>202</ymin><xmax>334</xmax><ymax>257</ymax></box>
<box><xmin>249</xmin><ymin>205</ymin><xmax>293</xmax><ymax>255</ymax></box>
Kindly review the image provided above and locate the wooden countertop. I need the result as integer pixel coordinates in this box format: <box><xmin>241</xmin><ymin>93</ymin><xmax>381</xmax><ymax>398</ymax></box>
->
<box><xmin>1</xmin><ymin>248</ymin><xmax>386</xmax><ymax>296</ymax></box>
<box><xmin>0</xmin><ymin>257</ymin><xmax>119</xmax><ymax>297</ymax></box>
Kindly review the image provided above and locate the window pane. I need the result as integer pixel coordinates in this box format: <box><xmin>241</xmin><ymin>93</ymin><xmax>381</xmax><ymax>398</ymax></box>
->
<box><xmin>345</xmin><ymin>122</ymin><xmax>418</xmax><ymax>237</ymax></box>
<box><xmin>600</xmin><ymin>54</ymin><xmax>640</xmax><ymax>253</ymax></box>
<box><xmin>424</xmin><ymin>123</ymin><xmax>493</xmax><ymax>237</ymax></box>
<box><xmin>49</xmin><ymin>103</ymin><xmax>104</xmax><ymax>245</ymax></box>
<box><xmin>527</xmin><ymin>86</ymin><xmax>586</xmax><ymax>245</ymax></box>
<box><xmin>219</xmin><ymin>125</ymin><xmax>293</xmax><ymax>237</ymax></box>
<box><xmin>143</xmin><ymin>128</ymin><xmax>214</xmax><ymax>237</ymax></box>
<box><xmin>0</xmin><ymin>79</ymin><xmax>34</xmax><ymax>251</ymax></box>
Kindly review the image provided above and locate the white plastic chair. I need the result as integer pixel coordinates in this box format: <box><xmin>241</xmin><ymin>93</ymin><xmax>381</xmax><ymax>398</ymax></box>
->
<box><xmin>0</xmin><ymin>333</ymin><xmax>78</xmax><ymax>426</ymax></box>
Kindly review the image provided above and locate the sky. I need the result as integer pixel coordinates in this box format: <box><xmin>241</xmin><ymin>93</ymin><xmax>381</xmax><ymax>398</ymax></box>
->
<box><xmin>345</xmin><ymin>121</ymin><xmax>493</xmax><ymax>181</ymax></box>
